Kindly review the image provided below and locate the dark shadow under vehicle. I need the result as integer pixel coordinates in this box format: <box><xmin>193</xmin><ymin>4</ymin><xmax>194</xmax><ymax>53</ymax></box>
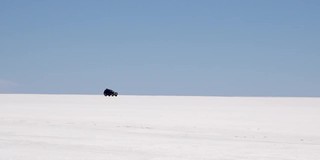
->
<box><xmin>104</xmin><ymin>88</ymin><xmax>118</xmax><ymax>97</ymax></box>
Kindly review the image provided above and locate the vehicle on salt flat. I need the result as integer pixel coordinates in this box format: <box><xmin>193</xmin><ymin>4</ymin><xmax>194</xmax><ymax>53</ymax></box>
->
<box><xmin>103</xmin><ymin>88</ymin><xmax>118</xmax><ymax>97</ymax></box>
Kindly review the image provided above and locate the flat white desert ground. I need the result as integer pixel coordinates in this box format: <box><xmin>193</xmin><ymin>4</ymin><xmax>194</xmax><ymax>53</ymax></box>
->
<box><xmin>0</xmin><ymin>94</ymin><xmax>320</xmax><ymax>160</ymax></box>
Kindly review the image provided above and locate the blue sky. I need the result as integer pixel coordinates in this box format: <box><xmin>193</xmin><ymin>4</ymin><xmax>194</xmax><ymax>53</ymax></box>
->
<box><xmin>1</xmin><ymin>0</ymin><xmax>320</xmax><ymax>96</ymax></box>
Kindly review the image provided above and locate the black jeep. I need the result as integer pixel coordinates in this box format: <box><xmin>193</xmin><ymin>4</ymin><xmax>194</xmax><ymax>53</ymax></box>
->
<box><xmin>103</xmin><ymin>88</ymin><xmax>118</xmax><ymax>96</ymax></box>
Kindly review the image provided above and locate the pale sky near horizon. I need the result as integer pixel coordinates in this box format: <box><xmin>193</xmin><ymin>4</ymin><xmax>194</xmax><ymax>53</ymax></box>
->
<box><xmin>1</xmin><ymin>0</ymin><xmax>320</xmax><ymax>96</ymax></box>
